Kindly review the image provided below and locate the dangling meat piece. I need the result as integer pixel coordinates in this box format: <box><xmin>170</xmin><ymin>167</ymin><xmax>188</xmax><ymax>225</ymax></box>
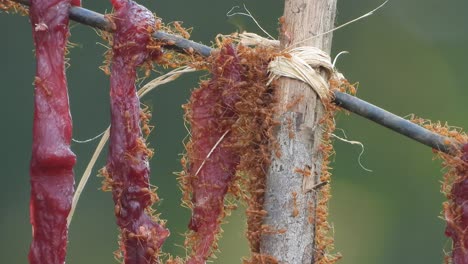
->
<box><xmin>183</xmin><ymin>43</ymin><xmax>243</xmax><ymax>264</ymax></box>
<box><xmin>105</xmin><ymin>0</ymin><xmax>168</xmax><ymax>263</ymax></box>
<box><xmin>28</xmin><ymin>0</ymin><xmax>78</xmax><ymax>263</ymax></box>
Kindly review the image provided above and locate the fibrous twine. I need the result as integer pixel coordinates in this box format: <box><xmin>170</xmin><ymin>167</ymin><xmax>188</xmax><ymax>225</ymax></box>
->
<box><xmin>234</xmin><ymin>32</ymin><xmax>342</xmax><ymax>102</ymax></box>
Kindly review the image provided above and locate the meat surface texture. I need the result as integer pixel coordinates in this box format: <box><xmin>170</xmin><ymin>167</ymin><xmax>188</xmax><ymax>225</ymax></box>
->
<box><xmin>185</xmin><ymin>44</ymin><xmax>242</xmax><ymax>264</ymax></box>
<box><xmin>106</xmin><ymin>0</ymin><xmax>168</xmax><ymax>263</ymax></box>
<box><xmin>28</xmin><ymin>0</ymin><xmax>76</xmax><ymax>263</ymax></box>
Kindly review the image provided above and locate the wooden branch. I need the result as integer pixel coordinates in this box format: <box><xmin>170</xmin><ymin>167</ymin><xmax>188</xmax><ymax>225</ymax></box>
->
<box><xmin>259</xmin><ymin>0</ymin><xmax>337</xmax><ymax>263</ymax></box>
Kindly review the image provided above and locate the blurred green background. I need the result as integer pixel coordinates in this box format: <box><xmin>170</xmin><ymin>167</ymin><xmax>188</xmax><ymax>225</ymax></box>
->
<box><xmin>1</xmin><ymin>0</ymin><xmax>467</xmax><ymax>263</ymax></box>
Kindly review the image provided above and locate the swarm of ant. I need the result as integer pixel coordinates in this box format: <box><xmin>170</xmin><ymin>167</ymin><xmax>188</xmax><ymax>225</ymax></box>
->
<box><xmin>227</xmin><ymin>41</ymin><xmax>280</xmax><ymax>263</ymax></box>
<box><xmin>178</xmin><ymin>31</ymin><xmax>358</xmax><ymax>263</ymax></box>
<box><xmin>175</xmin><ymin>37</ymin><xmax>280</xmax><ymax>263</ymax></box>
<box><xmin>310</xmin><ymin>77</ymin><xmax>354</xmax><ymax>264</ymax></box>
<box><xmin>97</xmin><ymin>16</ymin><xmax>202</xmax><ymax>81</ymax></box>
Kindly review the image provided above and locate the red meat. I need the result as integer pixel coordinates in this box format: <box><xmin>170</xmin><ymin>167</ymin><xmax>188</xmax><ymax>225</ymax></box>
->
<box><xmin>106</xmin><ymin>0</ymin><xmax>168</xmax><ymax>263</ymax></box>
<box><xmin>28</xmin><ymin>0</ymin><xmax>76</xmax><ymax>263</ymax></box>
<box><xmin>185</xmin><ymin>43</ymin><xmax>242</xmax><ymax>264</ymax></box>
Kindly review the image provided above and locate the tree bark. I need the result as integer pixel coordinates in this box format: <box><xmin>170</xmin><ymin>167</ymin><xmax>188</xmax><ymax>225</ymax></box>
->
<box><xmin>260</xmin><ymin>0</ymin><xmax>337</xmax><ymax>263</ymax></box>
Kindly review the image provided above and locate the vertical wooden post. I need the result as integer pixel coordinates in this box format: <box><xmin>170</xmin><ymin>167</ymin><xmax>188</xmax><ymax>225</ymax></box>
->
<box><xmin>260</xmin><ymin>0</ymin><xmax>337</xmax><ymax>263</ymax></box>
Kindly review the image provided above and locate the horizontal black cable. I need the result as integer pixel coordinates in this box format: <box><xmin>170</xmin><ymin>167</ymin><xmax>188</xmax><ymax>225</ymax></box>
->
<box><xmin>332</xmin><ymin>92</ymin><xmax>454</xmax><ymax>154</ymax></box>
<box><xmin>10</xmin><ymin>0</ymin><xmax>457</xmax><ymax>155</ymax></box>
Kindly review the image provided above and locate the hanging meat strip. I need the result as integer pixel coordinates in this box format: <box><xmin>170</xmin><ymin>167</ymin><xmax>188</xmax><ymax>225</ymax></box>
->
<box><xmin>28</xmin><ymin>0</ymin><xmax>78</xmax><ymax>263</ymax></box>
<box><xmin>105</xmin><ymin>0</ymin><xmax>168</xmax><ymax>263</ymax></box>
<box><xmin>184</xmin><ymin>43</ymin><xmax>243</xmax><ymax>264</ymax></box>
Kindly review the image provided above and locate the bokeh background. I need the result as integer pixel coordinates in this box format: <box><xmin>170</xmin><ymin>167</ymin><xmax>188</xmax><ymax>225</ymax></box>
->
<box><xmin>1</xmin><ymin>0</ymin><xmax>468</xmax><ymax>263</ymax></box>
